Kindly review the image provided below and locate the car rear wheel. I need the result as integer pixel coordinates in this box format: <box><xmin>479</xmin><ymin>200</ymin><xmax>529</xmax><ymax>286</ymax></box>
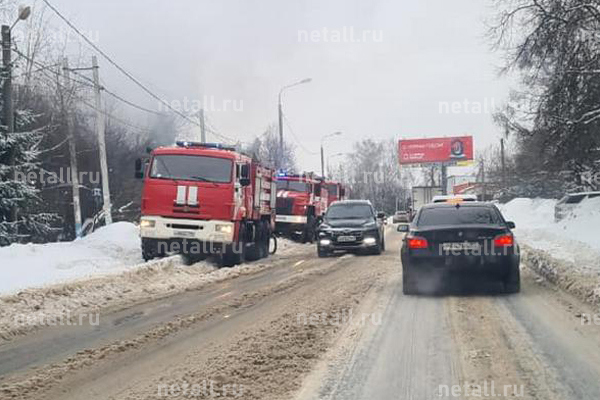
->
<box><xmin>402</xmin><ymin>268</ymin><xmax>418</xmax><ymax>295</ymax></box>
<box><xmin>504</xmin><ymin>264</ymin><xmax>521</xmax><ymax>294</ymax></box>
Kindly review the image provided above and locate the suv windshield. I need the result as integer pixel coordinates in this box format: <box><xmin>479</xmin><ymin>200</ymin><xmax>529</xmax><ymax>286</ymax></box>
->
<box><xmin>150</xmin><ymin>155</ymin><xmax>232</xmax><ymax>183</ymax></box>
<box><xmin>326</xmin><ymin>204</ymin><xmax>373</xmax><ymax>219</ymax></box>
<box><xmin>418</xmin><ymin>206</ymin><xmax>502</xmax><ymax>226</ymax></box>
<box><xmin>276</xmin><ymin>180</ymin><xmax>310</xmax><ymax>192</ymax></box>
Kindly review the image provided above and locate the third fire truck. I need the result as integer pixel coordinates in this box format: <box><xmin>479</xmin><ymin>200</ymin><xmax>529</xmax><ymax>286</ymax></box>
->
<box><xmin>323</xmin><ymin>180</ymin><xmax>347</xmax><ymax>206</ymax></box>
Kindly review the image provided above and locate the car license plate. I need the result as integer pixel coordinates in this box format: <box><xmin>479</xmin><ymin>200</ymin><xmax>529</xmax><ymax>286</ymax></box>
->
<box><xmin>442</xmin><ymin>242</ymin><xmax>480</xmax><ymax>251</ymax></box>
<box><xmin>337</xmin><ymin>235</ymin><xmax>356</xmax><ymax>242</ymax></box>
<box><xmin>174</xmin><ymin>230</ymin><xmax>195</xmax><ymax>238</ymax></box>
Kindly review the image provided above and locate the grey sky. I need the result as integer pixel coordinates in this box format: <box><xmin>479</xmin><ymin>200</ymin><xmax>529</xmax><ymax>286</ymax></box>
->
<box><xmin>42</xmin><ymin>0</ymin><xmax>512</xmax><ymax>173</ymax></box>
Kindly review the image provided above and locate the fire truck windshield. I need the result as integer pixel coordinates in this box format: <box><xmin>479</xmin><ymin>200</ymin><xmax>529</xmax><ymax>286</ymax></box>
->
<box><xmin>150</xmin><ymin>155</ymin><xmax>232</xmax><ymax>183</ymax></box>
<box><xmin>276</xmin><ymin>180</ymin><xmax>310</xmax><ymax>192</ymax></box>
<box><xmin>326</xmin><ymin>184</ymin><xmax>338</xmax><ymax>196</ymax></box>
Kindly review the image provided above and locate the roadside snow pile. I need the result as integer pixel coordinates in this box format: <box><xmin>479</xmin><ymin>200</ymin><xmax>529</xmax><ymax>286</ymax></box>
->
<box><xmin>499</xmin><ymin>197</ymin><xmax>600</xmax><ymax>306</ymax></box>
<box><xmin>499</xmin><ymin>197</ymin><xmax>600</xmax><ymax>265</ymax></box>
<box><xmin>0</xmin><ymin>222</ymin><xmax>143</xmax><ymax>295</ymax></box>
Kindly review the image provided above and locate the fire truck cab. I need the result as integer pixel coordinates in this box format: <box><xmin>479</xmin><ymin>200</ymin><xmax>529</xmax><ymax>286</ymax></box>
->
<box><xmin>136</xmin><ymin>142</ymin><xmax>276</xmax><ymax>266</ymax></box>
<box><xmin>323</xmin><ymin>181</ymin><xmax>347</xmax><ymax>207</ymax></box>
<box><xmin>275</xmin><ymin>172</ymin><xmax>328</xmax><ymax>242</ymax></box>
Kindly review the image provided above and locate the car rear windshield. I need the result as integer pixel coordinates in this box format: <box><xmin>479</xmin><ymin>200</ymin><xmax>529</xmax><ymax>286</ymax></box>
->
<box><xmin>326</xmin><ymin>204</ymin><xmax>373</xmax><ymax>219</ymax></box>
<box><xmin>150</xmin><ymin>155</ymin><xmax>232</xmax><ymax>183</ymax></box>
<box><xmin>417</xmin><ymin>206</ymin><xmax>502</xmax><ymax>226</ymax></box>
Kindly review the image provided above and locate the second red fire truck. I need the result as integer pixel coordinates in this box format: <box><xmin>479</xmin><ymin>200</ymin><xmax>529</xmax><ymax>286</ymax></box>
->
<box><xmin>274</xmin><ymin>172</ymin><xmax>346</xmax><ymax>242</ymax></box>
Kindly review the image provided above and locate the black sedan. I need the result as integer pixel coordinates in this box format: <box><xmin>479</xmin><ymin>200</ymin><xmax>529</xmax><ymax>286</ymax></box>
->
<box><xmin>317</xmin><ymin>200</ymin><xmax>385</xmax><ymax>257</ymax></box>
<box><xmin>398</xmin><ymin>202</ymin><xmax>520</xmax><ymax>295</ymax></box>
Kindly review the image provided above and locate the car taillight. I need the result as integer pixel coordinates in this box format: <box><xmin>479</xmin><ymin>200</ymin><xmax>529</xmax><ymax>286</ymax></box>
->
<box><xmin>408</xmin><ymin>236</ymin><xmax>428</xmax><ymax>249</ymax></box>
<box><xmin>494</xmin><ymin>234</ymin><xmax>514</xmax><ymax>247</ymax></box>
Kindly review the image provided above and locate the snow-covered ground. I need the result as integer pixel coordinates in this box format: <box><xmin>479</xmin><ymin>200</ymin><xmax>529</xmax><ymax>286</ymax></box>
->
<box><xmin>499</xmin><ymin>197</ymin><xmax>600</xmax><ymax>266</ymax></box>
<box><xmin>0</xmin><ymin>222</ymin><xmax>307</xmax><ymax>296</ymax></box>
<box><xmin>0</xmin><ymin>225</ymin><xmax>310</xmax><ymax>341</ymax></box>
<box><xmin>0</xmin><ymin>222</ymin><xmax>143</xmax><ymax>295</ymax></box>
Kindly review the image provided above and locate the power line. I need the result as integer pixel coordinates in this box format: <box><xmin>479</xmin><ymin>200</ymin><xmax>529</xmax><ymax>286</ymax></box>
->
<box><xmin>69</xmin><ymin>68</ymin><xmax>164</xmax><ymax>115</ymax></box>
<box><xmin>282</xmin><ymin>113</ymin><xmax>319</xmax><ymax>155</ymax></box>
<box><xmin>40</xmin><ymin>0</ymin><xmax>236</xmax><ymax>143</ymax></box>
<box><xmin>12</xmin><ymin>47</ymin><xmax>148</xmax><ymax>134</ymax></box>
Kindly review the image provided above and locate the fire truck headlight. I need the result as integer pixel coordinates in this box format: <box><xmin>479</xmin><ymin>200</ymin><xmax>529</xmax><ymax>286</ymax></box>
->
<box><xmin>140</xmin><ymin>219</ymin><xmax>155</xmax><ymax>228</ymax></box>
<box><xmin>215</xmin><ymin>224</ymin><xmax>233</xmax><ymax>234</ymax></box>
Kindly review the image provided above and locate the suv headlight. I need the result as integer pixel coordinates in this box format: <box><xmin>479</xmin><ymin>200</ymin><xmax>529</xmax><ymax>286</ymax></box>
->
<box><xmin>363</xmin><ymin>221</ymin><xmax>377</xmax><ymax>229</ymax></box>
<box><xmin>215</xmin><ymin>224</ymin><xmax>233</xmax><ymax>234</ymax></box>
<box><xmin>140</xmin><ymin>219</ymin><xmax>155</xmax><ymax>228</ymax></box>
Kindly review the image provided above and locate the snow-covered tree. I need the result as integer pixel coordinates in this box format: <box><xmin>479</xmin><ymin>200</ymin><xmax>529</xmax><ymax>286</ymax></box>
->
<box><xmin>0</xmin><ymin>107</ymin><xmax>58</xmax><ymax>245</ymax></box>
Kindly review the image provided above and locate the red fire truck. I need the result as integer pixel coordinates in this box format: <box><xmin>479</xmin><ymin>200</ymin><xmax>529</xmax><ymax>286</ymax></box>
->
<box><xmin>275</xmin><ymin>172</ymin><xmax>328</xmax><ymax>242</ymax></box>
<box><xmin>323</xmin><ymin>180</ymin><xmax>347</xmax><ymax>206</ymax></box>
<box><xmin>135</xmin><ymin>142</ymin><xmax>276</xmax><ymax>266</ymax></box>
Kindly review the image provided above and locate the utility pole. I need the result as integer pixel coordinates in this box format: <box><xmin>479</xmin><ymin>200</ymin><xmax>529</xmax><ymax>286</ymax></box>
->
<box><xmin>62</xmin><ymin>58</ymin><xmax>83</xmax><ymax>238</ymax></box>
<box><xmin>481</xmin><ymin>159</ymin><xmax>487</xmax><ymax>201</ymax></box>
<box><xmin>199</xmin><ymin>108</ymin><xmax>206</xmax><ymax>142</ymax></box>
<box><xmin>500</xmin><ymin>137</ymin><xmax>506</xmax><ymax>188</ymax></box>
<box><xmin>278</xmin><ymin>95</ymin><xmax>283</xmax><ymax>168</ymax></box>
<box><xmin>441</xmin><ymin>164</ymin><xmax>448</xmax><ymax>195</ymax></box>
<box><xmin>92</xmin><ymin>56</ymin><xmax>112</xmax><ymax>225</ymax></box>
<box><xmin>2</xmin><ymin>24</ymin><xmax>16</xmax><ymax>223</ymax></box>
<box><xmin>320</xmin><ymin>145</ymin><xmax>325</xmax><ymax>178</ymax></box>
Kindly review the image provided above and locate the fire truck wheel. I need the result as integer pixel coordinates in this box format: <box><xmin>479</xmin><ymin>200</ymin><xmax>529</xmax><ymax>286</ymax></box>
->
<box><xmin>245</xmin><ymin>223</ymin><xmax>268</xmax><ymax>261</ymax></box>
<box><xmin>260</xmin><ymin>223</ymin><xmax>271</xmax><ymax>259</ymax></box>
<box><xmin>302</xmin><ymin>216</ymin><xmax>316</xmax><ymax>243</ymax></box>
<box><xmin>142</xmin><ymin>238</ymin><xmax>163</xmax><ymax>262</ymax></box>
<box><xmin>181</xmin><ymin>253</ymin><xmax>207</xmax><ymax>266</ymax></box>
<box><xmin>221</xmin><ymin>227</ymin><xmax>247</xmax><ymax>267</ymax></box>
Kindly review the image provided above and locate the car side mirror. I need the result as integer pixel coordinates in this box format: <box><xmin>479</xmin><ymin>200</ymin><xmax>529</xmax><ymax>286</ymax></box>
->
<box><xmin>135</xmin><ymin>158</ymin><xmax>144</xmax><ymax>179</ymax></box>
<box><xmin>506</xmin><ymin>221</ymin><xmax>516</xmax><ymax>229</ymax></box>
<box><xmin>240</xmin><ymin>164</ymin><xmax>251</xmax><ymax>186</ymax></box>
<box><xmin>316</xmin><ymin>216</ymin><xmax>323</xmax><ymax>225</ymax></box>
<box><xmin>240</xmin><ymin>177</ymin><xmax>251</xmax><ymax>186</ymax></box>
<box><xmin>397</xmin><ymin>224</ymin><xmax>409</xmax><ymax>232</ymax></box>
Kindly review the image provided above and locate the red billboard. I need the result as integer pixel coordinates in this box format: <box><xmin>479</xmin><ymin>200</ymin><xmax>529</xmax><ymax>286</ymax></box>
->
<box><xmin>398</xmin><ymin>136</ymin><xmax>473</xmax><ymax>165</ymax></box>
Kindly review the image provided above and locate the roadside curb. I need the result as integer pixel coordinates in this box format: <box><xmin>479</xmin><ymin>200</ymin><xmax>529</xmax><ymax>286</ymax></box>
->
<box><xmin>522</xmin><ymin>244</ymin><xmax>600</xmax><ymax>308</ymax></box>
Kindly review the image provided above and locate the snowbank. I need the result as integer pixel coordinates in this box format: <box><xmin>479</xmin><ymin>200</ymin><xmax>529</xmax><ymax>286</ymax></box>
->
<box><xmin>499</xmin><ymin>197</ymin><xmax>600</xmax><ymax>264</ymax></box>
<box><xmin>0</xmin><ymin>222</ymin><xmax>143</xmax><ymax>295</ymax></box>
<box><xmin>0</xmin><ymin>224</ymin><xmax>311</xmax><ymax>296</ymax></box>
<box><xmin>499</xmin><ymin>197</ymin><xmax>600</xmax><ymax>306</ymax></box>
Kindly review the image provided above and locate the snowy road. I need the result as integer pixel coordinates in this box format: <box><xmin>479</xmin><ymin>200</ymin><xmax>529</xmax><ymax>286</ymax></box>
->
<box><xmin>2</xmin><ymin>229</ymin><xmax>600</xmax><ymax>399</ymax></box>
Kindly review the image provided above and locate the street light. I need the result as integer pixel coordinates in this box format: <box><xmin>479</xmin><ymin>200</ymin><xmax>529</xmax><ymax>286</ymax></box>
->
<box><xmin>278</xmin><ymin>78</ymin><xmax>312</xmax><ymax>167</ymax></box>
<box><xmin>320</xmin><ymin>131</ymin><xmax>342</xmax><ymax>177</ymax></box>
<box><xmin>327</xmin><ymin>152</ymin><xmax>346</xmax><ymax>177</ymax></box>
<box><xmin>3</xmin><ymin>5</ymin><xmax>31</xmax><ymax>223</ymax></box>
<box><xmin>11</xmin><ymin>6</ymin><xmax>32</xmax><ymax>30</ymax></box>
